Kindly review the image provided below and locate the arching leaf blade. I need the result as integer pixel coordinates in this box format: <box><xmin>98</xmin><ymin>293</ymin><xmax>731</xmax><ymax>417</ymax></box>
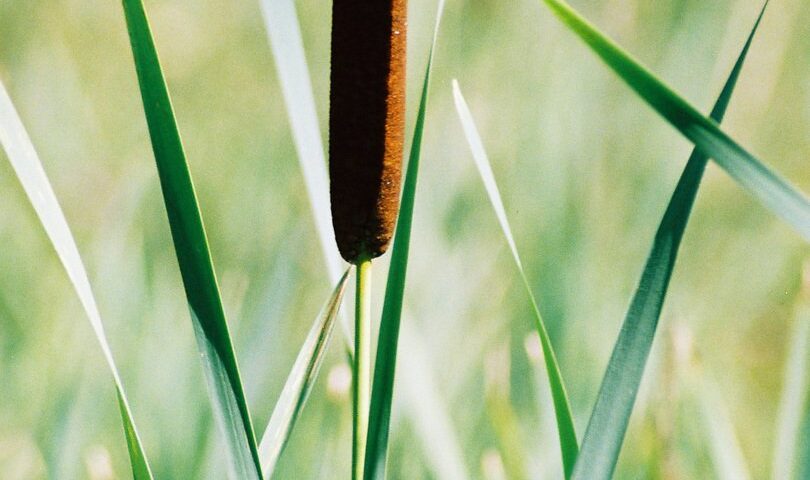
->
<box><xmin>452</xmin><ymin>80</ymin><xmax>579</xmax><ymax>477</ymax></box>
<box><xmin>0</xmin><ymin>78</ymin><xmax>153</xmax><ymax>479</ymax></box>
<box><xmin>540</xmin><ymin>0</ymin><xmax>810</xmax><ymax>241</ymax></box>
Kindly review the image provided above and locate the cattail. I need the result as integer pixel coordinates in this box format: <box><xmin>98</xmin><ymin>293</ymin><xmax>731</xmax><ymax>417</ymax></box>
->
<box><xmin>329</xmin><ymin>0</ymin><xmax>408</xmax><ymax>264</ymax></box>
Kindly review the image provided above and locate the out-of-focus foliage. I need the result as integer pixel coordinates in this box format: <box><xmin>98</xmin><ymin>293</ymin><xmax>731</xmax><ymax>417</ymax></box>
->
<box><xmin>0</xmin><ymin>0</ymin><xmax>807</xmax><ymax>478</ymax></box>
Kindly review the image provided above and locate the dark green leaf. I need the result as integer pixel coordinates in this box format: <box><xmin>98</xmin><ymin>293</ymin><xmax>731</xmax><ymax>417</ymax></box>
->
<box><xmin>568</xmin><ymin>5</ymin><xmax>768</xmax><ymax>479</ymax></box>
<box><xmin>541</xmin><ymin>0</ymin><xmax>810</xmax><ymax>241</ymax></box>
<box><xmin>120</xmin><ymin>0</ymin><xmax>262</xmax><ymax>477</ymax></box>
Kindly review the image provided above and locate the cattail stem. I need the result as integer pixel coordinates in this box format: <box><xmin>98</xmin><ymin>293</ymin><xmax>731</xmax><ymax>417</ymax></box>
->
<box><xmin>352</xmin><ymin>258</ymin><xmax>372</xmax><ymax>480</ymax></box>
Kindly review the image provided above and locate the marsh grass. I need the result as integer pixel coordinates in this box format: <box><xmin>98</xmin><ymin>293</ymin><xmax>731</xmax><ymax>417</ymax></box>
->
<box><xmin>0</xmin><ymin>0</ymin><xmax>808</xmax><ymax>478</ymax></box>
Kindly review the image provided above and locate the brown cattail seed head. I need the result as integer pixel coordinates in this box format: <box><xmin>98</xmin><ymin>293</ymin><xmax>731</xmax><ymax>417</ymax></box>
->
<box><xmin>329</xmin><ymin>0</ymin><xmax>408</xmax><ymax>263</ymax></box>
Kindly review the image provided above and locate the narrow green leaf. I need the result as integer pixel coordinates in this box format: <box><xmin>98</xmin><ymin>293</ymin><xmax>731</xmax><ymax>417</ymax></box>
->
<box><xmin>119</xmin><ymin>1</ymin><xmax>262</xmax><ymax>477</ymax></box>
<box><xmin>258</xmin><ymin>268</ymin><xmax>351</xmax><ymax>478</ymax></box>
<box><xmin>569</xmin><ymin>6</ymin><xmax>768</xmax><ymax>479</ymax></box>
<box><xmin>541</xmin><ymin>0</ymin><xmax>810</xmax><ymax>241</ymax></box>
<box><xmin>259</xmin><ymin>2</ymin><xmax>469</xmax><ymax>477</ymax></box>
<box><xmin>452</xmin><ymin>80</ymin><xmax>578</xmax><ymax>477</ymax></box>
<box><xmin>363</xmin><ymin>2</ymin><xmax>446</xmax><ymax>478</ymax></box>
<box><xmin>0</xmin><ymin>79</ymin><xmax>153</xmax><ymax>479</ymax></box>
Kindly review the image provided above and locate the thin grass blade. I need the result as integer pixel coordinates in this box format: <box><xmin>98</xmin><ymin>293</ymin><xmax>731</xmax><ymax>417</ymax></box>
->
<box><xmin>697</xmin><ymin>377</ymin><xmax>752</xmax><ymax>480</ymax></box>
<box><xmin>258</xmin><ymin>0</ymin><xmax>344</xmax><ymax>285</ymax></box>
<box><xmin>397</xmin><ymin>322</ymin><xmax>470</xmax><ymax>479</ymax></box>
<box><xmin>568</xmin><ymin>6</ymin><xmax>767</xmax><ymax>479</ymax></box>
<box><xmin>258</xmin><ymin>267</ymin><xmax>351</xmax><ymax>477</ymax></box>
<box><xmin>0</xmin><ymin>79</ymin><xmax>153</xmax><ymax>479</ymax></box>
<box><xmin>119</xmin><ymin>1</ymin><xmax>262</xmax><ymax>477</ymax></box>
<box><xmin>259</xmin><ymin>2</ymin><xmax>468</xmax><ymax>477</ymax></box>
<box><xmin>772</xmin><ymin>295</ymin><xmax>810</xmax><ymax>480</ymax></box>
<box><xmin>540</xmin><ymin>0</ymin><xmax>810</xmax><ymax>241</ymax></box>
<box><xmin>452</xmin><ymin>80</ymin><xmax>578</xmax><ymax>477</ymax></box>
<box><xmin>363</xmin><ymin>2</ymin><xmax>446</xmax><ymax>478</ymax></box>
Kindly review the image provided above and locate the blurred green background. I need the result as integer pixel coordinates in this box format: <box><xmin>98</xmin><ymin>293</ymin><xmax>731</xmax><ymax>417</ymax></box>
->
<box><xmin>1</xmin><ymin>0</ymin><xmax>809</xmax><ymax>478</ymax></box>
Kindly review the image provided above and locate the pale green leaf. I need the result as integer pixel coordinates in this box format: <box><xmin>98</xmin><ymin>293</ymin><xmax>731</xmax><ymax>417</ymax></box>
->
<box><xmin>0</xmin><ymin>78</ymin><xmax>153</xmax><ymax>480</ymax></box>
<box><xmin>258</xmin><ymin>268</ymin><xmax>351</xmax><ymax>477</ymax></box>
<box><xmin>452</xmin><ymin>80</ymin><xmax>578</xmax><ymax>477</ymax></box>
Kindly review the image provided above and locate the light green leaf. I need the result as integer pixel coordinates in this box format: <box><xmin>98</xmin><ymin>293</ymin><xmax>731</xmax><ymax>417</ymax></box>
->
<box><xmin>363</xmin><ymin>2</ymin><xmax>447</xmax><ymax>479</ymax></box>
<box><xmin>566</xmin><ymin>5</ymin><xmax>767</xmax><ymax>479</ymax></box>
<box><xmin>453</xmin><ymin>80</ymin><xmax>579</xmax><ymax>478</ymax></box>
<box><xmin>0</xmin><ymin>79</ymin><xmax>153</xmax><ymax>479</ymax></box>
<box><xmin>258</xmin><ymin>268</ymin><xmax>351</xmax><ymax>478</ymax></box>
<box><xmin>119</xmin><ymin>0</ymin><xmax>262</xmax><ymax>477</ymax></box>
<box><xmin>541</xmin><ymin>0</ymin><xmax>810</xmax><ymax>241</ymax></box>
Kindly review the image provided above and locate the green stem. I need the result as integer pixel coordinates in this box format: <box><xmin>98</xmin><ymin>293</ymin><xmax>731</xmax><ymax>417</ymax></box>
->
<box><xmin>353</xmin><ymin>258</ymin><xmax>372</xmax><ymax>480</ymax></box>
